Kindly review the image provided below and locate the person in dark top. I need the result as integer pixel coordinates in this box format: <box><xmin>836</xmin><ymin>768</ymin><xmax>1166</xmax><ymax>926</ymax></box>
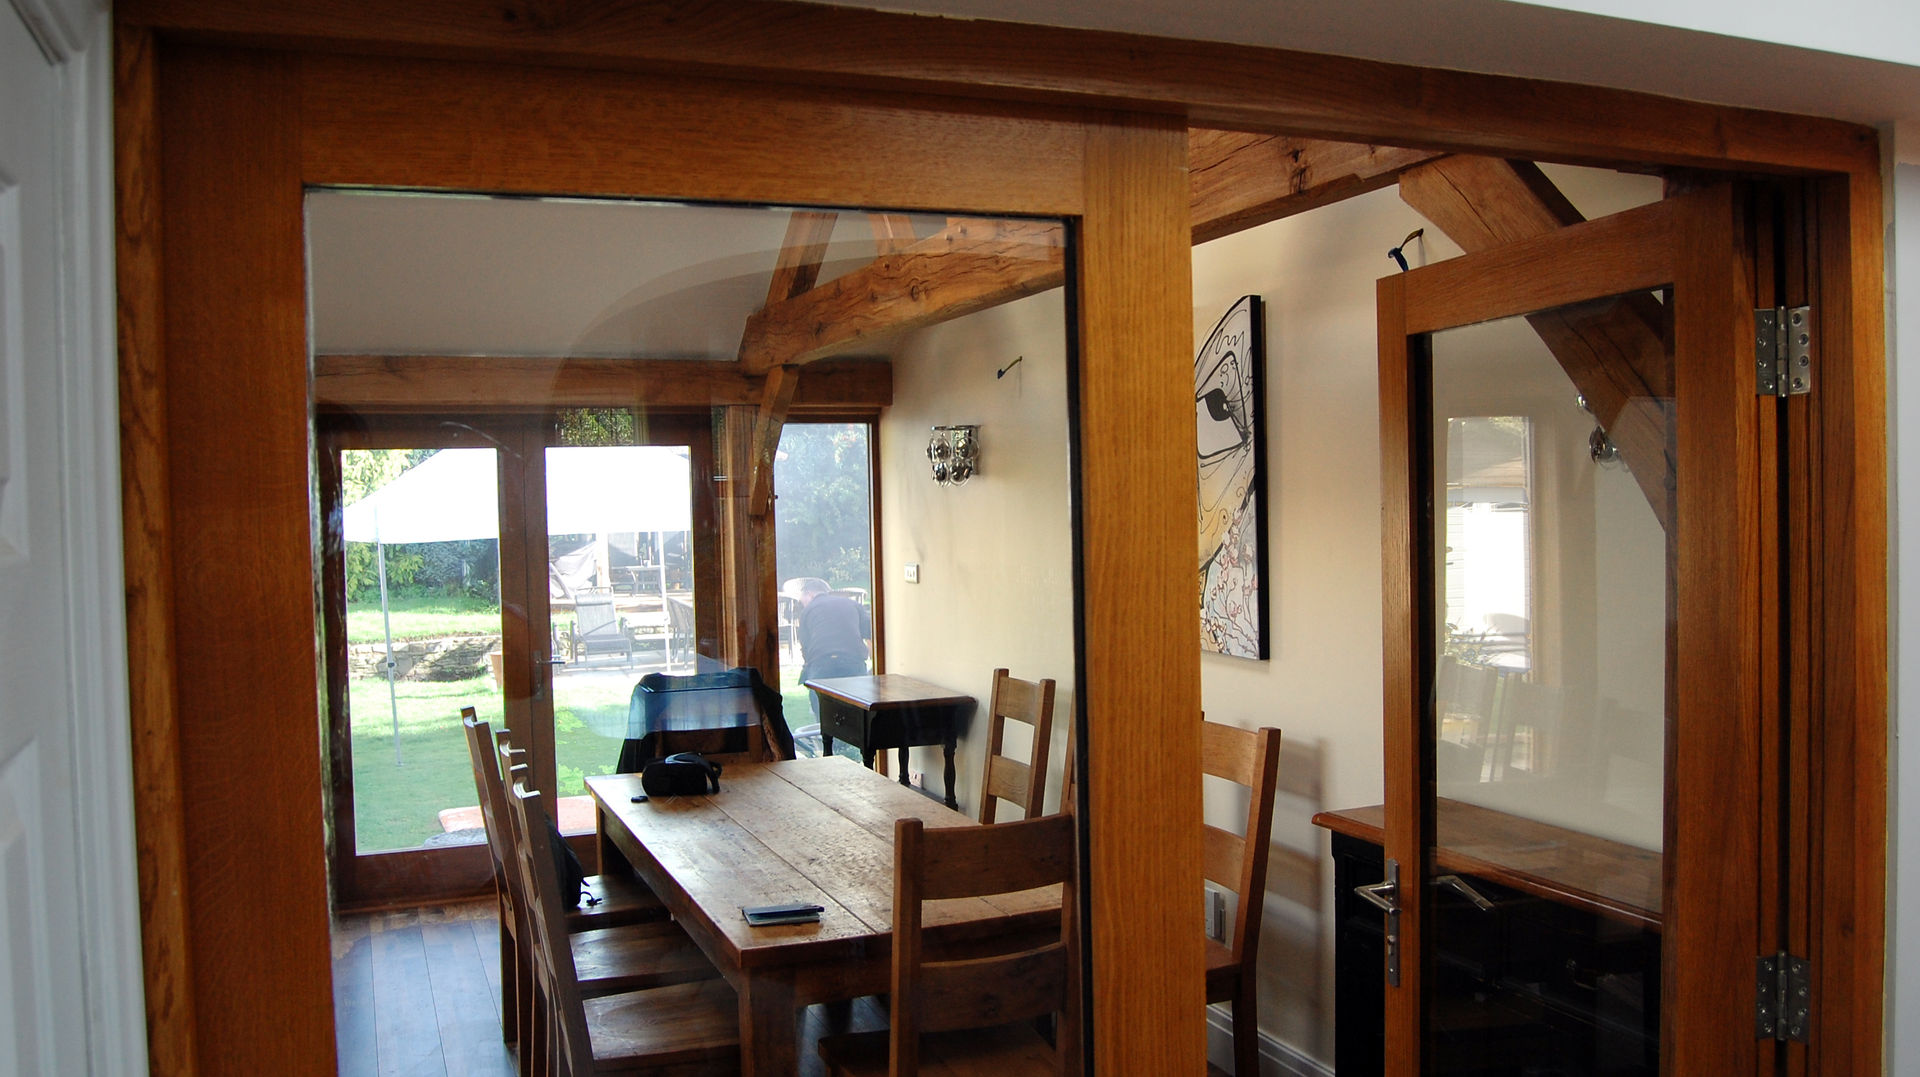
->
<box><xmin>793</xmin><ymin>577</ymin><xmax>872</xmax><ymax>716</ymax></box>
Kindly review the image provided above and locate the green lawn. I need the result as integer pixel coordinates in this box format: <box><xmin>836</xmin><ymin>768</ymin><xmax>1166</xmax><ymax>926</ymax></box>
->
<box><xmin>349</xmin><ymin>673</ymin><xmax>634</xmax><ymax>852</ymax></box>
<box><xmin>345</xmin><ymin>592</ymin><xmax>502</xmax><ymax>644</ymax></box>
<box><xmin>350</xmin><ymin>662</ymin><xmax>843</xmax><ymax>852</ymax></box>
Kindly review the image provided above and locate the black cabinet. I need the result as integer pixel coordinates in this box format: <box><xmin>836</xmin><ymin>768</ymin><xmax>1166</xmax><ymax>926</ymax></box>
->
<box><xmin>1328</xmin><ymin>829</ymin><xmax>1659</xmax><ymax>1076</ymax></box>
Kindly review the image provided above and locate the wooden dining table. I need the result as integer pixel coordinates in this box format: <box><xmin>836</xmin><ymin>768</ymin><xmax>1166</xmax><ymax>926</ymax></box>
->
<box><xmin>585</xmin><ymin>756</ymin><xmax>1061</xmax><ymax>1075</ymax></box>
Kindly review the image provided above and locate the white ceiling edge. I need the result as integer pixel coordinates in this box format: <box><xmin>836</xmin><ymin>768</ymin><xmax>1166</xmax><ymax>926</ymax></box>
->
<box><xmin>1506</xmin><ymin>0</ymin><xmax>1920</xmax><ymax>71</ymax></box>
<box><xmin>812</xmin><ymin>0</ymin><xmax>1920</xmax><ymax>160</ymax></box>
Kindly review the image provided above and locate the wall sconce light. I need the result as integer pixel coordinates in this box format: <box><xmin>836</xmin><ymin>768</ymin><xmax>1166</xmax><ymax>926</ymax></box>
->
<box><xmin>927</xmin><ymin>425</ymin><xmax>979</xmax><ymax>486</ymax></box>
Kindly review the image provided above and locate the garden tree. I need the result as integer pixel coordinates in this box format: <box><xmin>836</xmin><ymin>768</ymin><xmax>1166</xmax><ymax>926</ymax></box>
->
<box><xmin>774</xmin><ymin>423</ymin><xmax>872</xmax><ymax>591</ymax></box>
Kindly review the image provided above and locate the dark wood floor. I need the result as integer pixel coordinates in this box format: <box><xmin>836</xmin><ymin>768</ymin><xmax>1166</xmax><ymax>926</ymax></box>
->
<box><xmin>331</xmin><ymin>901</ymin><xmax>892</xmax><ymax>1077</ymax></box>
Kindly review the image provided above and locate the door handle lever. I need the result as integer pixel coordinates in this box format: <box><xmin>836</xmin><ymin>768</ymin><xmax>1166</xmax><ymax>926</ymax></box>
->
<box><xmin>1433</xmin><ymin>874</ymin><xmax>1497</xmax><ymax>910</ymax></box>
<box><xmin>1354</xmin><ymin>878</ymin><xmax>1399</xmax><ymax>913</ymax></box>
<box><xmin>1353</xmin><ymin>859</ymin><xmax>1402</xmax><ymax>987</ymax></box>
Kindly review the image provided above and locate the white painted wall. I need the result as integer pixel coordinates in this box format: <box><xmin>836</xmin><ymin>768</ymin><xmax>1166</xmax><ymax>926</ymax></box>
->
<box><xmin>877</xmin><ymin>290</ymin><xmax>1077</xmax><ymax>818</ymax></box>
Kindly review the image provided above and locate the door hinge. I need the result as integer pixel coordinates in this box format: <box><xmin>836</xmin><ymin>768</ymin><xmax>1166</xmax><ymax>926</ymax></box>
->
<box><xmin>1755</xmin><ymin>305</ymin><xmax>1813</xmax><ymax>397</ymax></box>
<box><xmin>1756</xmin><ymin>952</ymin><xmax>1812</xmax><ymax>1042</ymax></box>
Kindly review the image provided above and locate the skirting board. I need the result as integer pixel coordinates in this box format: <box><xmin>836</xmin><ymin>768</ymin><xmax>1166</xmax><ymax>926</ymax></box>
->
<box><xmin>1205</xmin><ymin>1003</ymin><xmax>1334</xmax><ymax>1077</ymax></box>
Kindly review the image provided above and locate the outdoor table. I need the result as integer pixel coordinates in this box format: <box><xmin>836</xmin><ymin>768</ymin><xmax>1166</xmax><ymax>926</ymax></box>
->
<box><xmin>802</xmin><ymin>673</ymin><xmax>976</xmax><ymax>809</ymax></box>
<box><xmin>587</xmin><ymin>758</ymin><xmax>1059</xmax><ymax>1076</ymax></box>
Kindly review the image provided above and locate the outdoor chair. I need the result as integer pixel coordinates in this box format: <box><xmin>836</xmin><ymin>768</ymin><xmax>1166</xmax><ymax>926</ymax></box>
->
<box><xmin>979</xmin><ymin>668</ymin><xmax>1058</xmax><ymax>823</ymax></box>
<box><xmin>815</xmin><ymin>812</ymin><xmax>1080</xmax><ymax>1076</ymax></box>
<box><xmin>1200</xmin><ymin>720</ymin><xmax>1283</xmax><ymax>1077</ymax></box>
<box><xmin>504</xmin><ymin>779</ymin><xmax>740</xmax><ymax>1077</ymax></box>
<box><xmin>567</xmin><ymin>587</ymin><xmax>636</xmax><ymax>666</ymax></box>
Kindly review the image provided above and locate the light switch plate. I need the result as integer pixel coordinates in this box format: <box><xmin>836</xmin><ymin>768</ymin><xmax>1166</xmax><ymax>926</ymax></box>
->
<box><xmin>904</xmin><ymin>563</ymin><xmax>920</xmax><ymax>583</ymax></box>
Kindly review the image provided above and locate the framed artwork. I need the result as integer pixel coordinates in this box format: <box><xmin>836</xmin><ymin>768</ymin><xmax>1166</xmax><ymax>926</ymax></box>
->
<box><xmin>1196</xmin><ymin>294</ymin><xmax>1268</xmax><ymax>659</ymax></box>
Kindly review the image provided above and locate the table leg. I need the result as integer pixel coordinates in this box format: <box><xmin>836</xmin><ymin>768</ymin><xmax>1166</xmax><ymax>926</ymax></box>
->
<box><xmin>737</xmin><ymin>974</ymin><xmax>799</xmax><ymax>1077</ymax></box>
<box><xmin>861</xmin><ymin>745</ymin><xmax>877</xmax><ymax>770</ymax></box>
<box><xmin>821</xmin><ymin>732</ymin><xmax>836</xmax><ymax>758</ymax></box>
<box><xmin>943</xmin><ymin>736</ymin><xmax>958</xmax><ymax>810</ymax></box>
<box><xmin>897</xmin><ymin>746</ymin><xmax>911</xmax><ymax>787</ymax></box>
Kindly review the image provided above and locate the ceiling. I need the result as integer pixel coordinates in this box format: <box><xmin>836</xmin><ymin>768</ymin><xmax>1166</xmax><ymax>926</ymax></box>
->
<box><xmin>818</xmin><ymin>0</ymin><xmax>1920</xmax><ymax>143</ymax></box>
<box><xmin>306</xmin><ymin>191</ymin><xmax>953</xmax><ymax>359</ymax></box>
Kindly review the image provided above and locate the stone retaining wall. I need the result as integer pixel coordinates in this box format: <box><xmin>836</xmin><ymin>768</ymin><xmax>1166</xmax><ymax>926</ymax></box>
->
<box><xmin>348</xmin><ymin>635</ymin><xmax>501</xmax><ymax>682</ymax></box>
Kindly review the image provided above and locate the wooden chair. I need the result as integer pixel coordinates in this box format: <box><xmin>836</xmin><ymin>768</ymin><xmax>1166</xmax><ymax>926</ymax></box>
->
<box><xmin>979</xmin><ymin>668</ymin><xmax>1057</xmax><ymax>823</ymax></box>
<box><xmin>817</xmin><ymin>812</ymin><xmax>1080</xmax><ymax>1076</ymax></box>
<box><xmin>463</xmin><ymin>711</ymin><xmax>705</xmax><ymax>1074</ymax></box>
<box><xmin>505</xmin><ymin>779</ymin><xmax>740</xmax><ymax>1077</ymax></box>
<box><xmin>1200</xmin><ymin>721</ymin><xmax>1282</xmax><ymax>1077</ymax></box>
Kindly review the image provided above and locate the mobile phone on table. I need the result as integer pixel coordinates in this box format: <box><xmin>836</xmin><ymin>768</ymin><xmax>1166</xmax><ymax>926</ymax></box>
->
<box><xmin>742</xmin><ymin>902</ymin><xmax>824</xmax><ymax>926</ymax></box>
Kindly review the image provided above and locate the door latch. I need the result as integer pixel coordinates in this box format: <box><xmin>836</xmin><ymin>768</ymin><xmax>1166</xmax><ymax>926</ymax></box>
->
<box><xmin>1353</xmin><ymin>859</ymin><xmax>1402</xmax><ymax>987</ymax></box>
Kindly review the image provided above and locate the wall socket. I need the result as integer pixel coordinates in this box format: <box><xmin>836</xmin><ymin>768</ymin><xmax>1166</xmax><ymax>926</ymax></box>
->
<box><xmin>904</xmin><ymin>562</ymin><xmax>920</xmax><ymax>583</ymax></box>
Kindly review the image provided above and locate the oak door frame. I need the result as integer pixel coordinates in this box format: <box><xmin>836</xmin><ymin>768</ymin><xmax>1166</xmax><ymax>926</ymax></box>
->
<box><xmin>115</xmin><ymin>5</ymin><xmax>1886</xmax><ymax>1076</ymax></box>
<box><xmin>118</xmin><ymin>36</ymin><xmax>1201</xmax><ymax>1077</ymax></box>
<box><xmin>1380</xmin><ymin>187</ymin><xmax>1767</xmax><ymax>1072</ymax></box>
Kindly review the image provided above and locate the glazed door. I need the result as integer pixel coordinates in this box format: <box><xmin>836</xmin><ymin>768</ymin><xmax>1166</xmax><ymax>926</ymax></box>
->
<box><xmin>1376</xmin><ymin>185</ymin><xmax>1774</xmax><ymax>1073</ymax></box>
<box><xmin>319</xmin><ymin>412</ymin><xmax>714</xmax><ymax>906</ymax></box>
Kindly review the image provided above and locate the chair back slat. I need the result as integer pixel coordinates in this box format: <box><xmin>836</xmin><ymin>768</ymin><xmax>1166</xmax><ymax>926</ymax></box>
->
<box><xmin>1202</xmin><ymin>824</ymin><xmax>1245</xmax><ymax>891</ymax></box>
<box><xmin>911</xmin><ymin>814</ymin><xmax>1077</xmax><ymax>902</ymax></box>
<box><xmin>917</xmin><ymin>941</ymin><xmax>1070</xmax><ymax>1033</ymax></box>
<box><xmin>1200</xmin><ymin>721</ymin><xmax>1282</xmax><ymax>964</ymax></box>
<box><xmin>979</xmin><ymin>668</ymin><xmax>1057</xmax><ymax>824</ymax></box>
<box><xmin>983</xmin><ymin>756</ymin><xmax>1033</xmax><ymax>807</ymax></box>
<box><xmin>891</xmin><ymin>812</ymin><xmax>1078</xmax><ymax>1072</ymax></box>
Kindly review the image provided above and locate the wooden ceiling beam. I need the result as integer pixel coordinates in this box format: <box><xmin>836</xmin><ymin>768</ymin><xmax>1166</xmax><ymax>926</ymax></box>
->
<box><xmin>311</xmin><ymin>354</ymin><xmax>892</xmax><ymax>410</ymax></box>
<box><xmin>867</xmin><ymin>212</ymin><xmax>918</xmax><ymax>255</ymax></box>
<box><xmin>1190</xmin><ymin>128</ymin><xmax>1441</xmax><ymax>244</ymax></box>
<box><xmin>763</xmin><ymin>210</ymin><xmax>840</xmax><ymax>304</ymax></box>
<box><xmin>737</xmin><ymin>215</ymin><xmax>1066</xmax><ymax>373</ymax></box>
<box><xmin>1399</xmin><ymin>155</ymin><xmax>1674</xmax><ymax>529</ymax></box>
<box><xmin>748</xmin><ymin>364</ymin><xmax>800</xmax><ymax>516</ymax></box>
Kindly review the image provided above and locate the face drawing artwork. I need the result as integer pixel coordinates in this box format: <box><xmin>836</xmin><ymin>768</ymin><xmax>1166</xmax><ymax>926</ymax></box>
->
<box><xmin>1196</xmin><ymin>295</ymin><xmax>1267</xmax><ymax>659</ymax></box>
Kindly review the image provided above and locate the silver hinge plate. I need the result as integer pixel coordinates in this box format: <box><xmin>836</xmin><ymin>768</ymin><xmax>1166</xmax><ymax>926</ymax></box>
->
<box><xmin>1756</xmin><ymin>306</ymin><xmax>1813</xmax><ymax>397</ymax></box>
<box><xmin>1756</xmin><ymin>952</ymin><xmax>1811</xmax><ymax>1042</ymax></box>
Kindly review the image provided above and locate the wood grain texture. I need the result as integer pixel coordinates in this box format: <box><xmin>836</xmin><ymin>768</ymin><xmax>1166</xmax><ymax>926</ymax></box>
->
<box><xmin>1189</xmin><ymin>129</ymin><xmax>1439</xmax><ymax>243</ymax></box>
<box><xmin>156</xmin><ymin>44</ymin><xmax>338</xmax><ymax>1076</ymax></box>
<box><xmin>116</xmin><ymin>0</ymin><xmax>1877</xmax><ymax>174</ymax></box>
<box><xmin>1374</xmin><ymin>270</ymin><xmax>1422</xmax><ymax>1073</ymax></box>
<box><xmin>715</xmin><ymin>405</ymin><xmax>780</xmax><ymax>681</ymax></box>
<box><xmin>765</xmin><ymin>210</ymin><xmax>841</xmax><ymax>304</ymax></box>
<box><xmin>296</xmin><ymin>50</ymin><xmax>1089</xmax><ymax>216</ymax></box>
<box><xmin>1401</xmin><ymin>194</ymin><xmax>1677</xmax><ymax>335</ymax></box>
<box><xmin>1806</xmin><ymin>169</ymin><xmax>1888</xmax><ymax>1077</ymax></box>
<box><xmin>312</xmin><ymin>355</ymin><xmax>894</xmax><ymax>411</ymax></box>
<box><xmin>738</xmin><ymin>217</ymin><xmax>1066</xmax><ymax>372</ymax></box>
<box><xmin>748</xmin><ymin>364</ymin><xmax>799</xmax><ymax>516</ymax></box>
<box><xmin>1664</xmin><ymin>183</ymin><xmax>1762</xmax><ymax>1076</ymax></box>
<box><xmin>113</xmin><ymin>22</ymin><xmax>201</xmax><ymax>1077</ymax></box>
<box><xmin>1076</xmin><ymin>113</ymin><xmax>1205</xmax><ymax>1074</ymax></box>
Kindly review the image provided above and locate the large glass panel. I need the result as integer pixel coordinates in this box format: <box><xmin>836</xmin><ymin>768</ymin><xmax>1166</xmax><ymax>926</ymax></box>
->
<box><xmin>341</xmin><ymin>447</ymin><xmax>504</xmax><ymax>853</ymax></box>
<box><xmin>310</xmin><ymin>190</ymin><xmax>1079</xmax><ymax>919</ymax></box>
<box><xmin>773</xmin><ymin>421</ymin><xmax>875</xmax><ymax>742</ymax></box>
<box><xmin>1425</xmin><ymin>292</ymin><xmax>1670</xmax><ymax>1075</ymax></box>
<box><xmin>547</xmin><ymin>439</ymin><xmax>697</xmax><ymax>801</ymax></box>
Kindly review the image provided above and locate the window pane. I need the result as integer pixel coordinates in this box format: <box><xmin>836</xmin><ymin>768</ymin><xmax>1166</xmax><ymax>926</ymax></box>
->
<box><xmin>774</xmin><ymin>422</ymin><xmax>874</xmax><ymax>742</ymax></box>
<box><xmin>341</xmin><ymin>447</ymin><xmax>504</xmax><ymax>853</ymax></box>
